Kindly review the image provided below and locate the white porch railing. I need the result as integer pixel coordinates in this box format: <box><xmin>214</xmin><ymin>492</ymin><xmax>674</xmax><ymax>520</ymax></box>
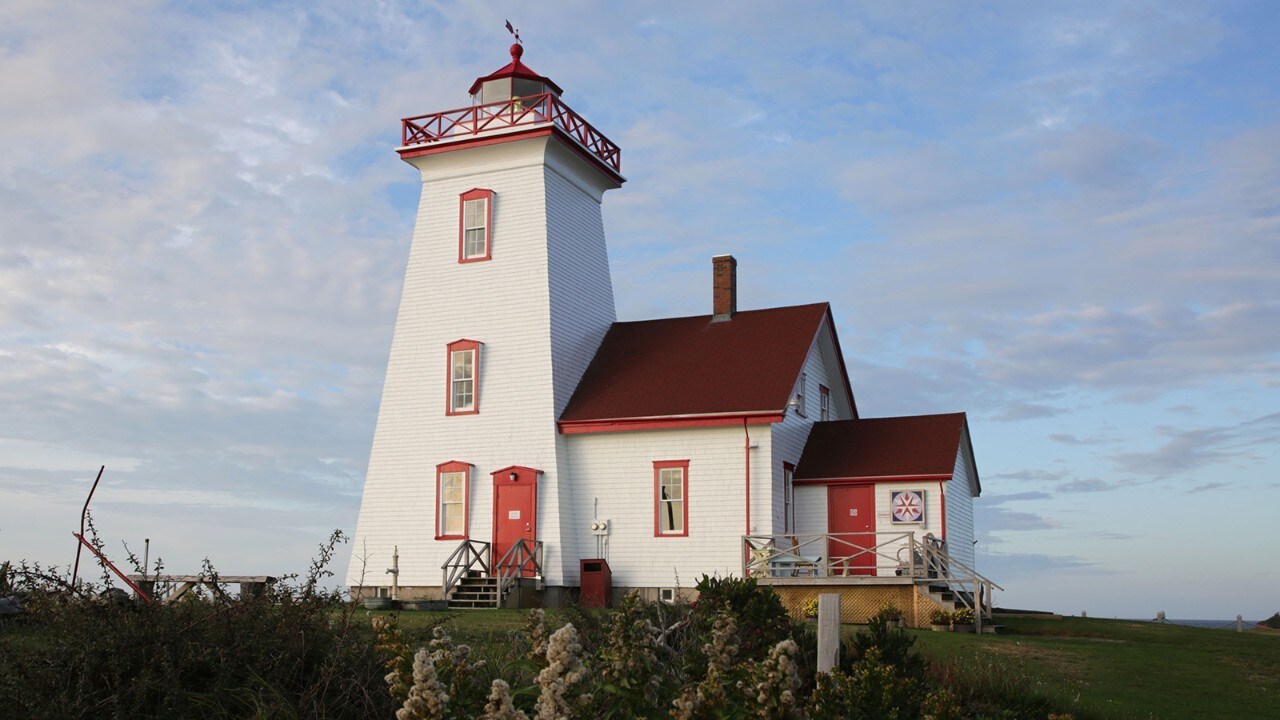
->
<box><xmin>742</xmin><ymin>532</ymin><xmax>1003</xmax><ymax>629</ymax></box>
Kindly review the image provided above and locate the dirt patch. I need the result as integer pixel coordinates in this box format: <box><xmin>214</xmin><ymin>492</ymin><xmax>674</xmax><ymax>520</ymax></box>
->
<box><xmin>984</xmin><ymin>641</ymin><xmax>1082</xmax><ymax>676</ymax></box>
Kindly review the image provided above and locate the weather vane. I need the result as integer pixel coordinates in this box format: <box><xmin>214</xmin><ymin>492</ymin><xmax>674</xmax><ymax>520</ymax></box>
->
<box><xmin>505</xmin><ymin>20</ymin><xmax>521</xmax><ymax>45</ymax></box>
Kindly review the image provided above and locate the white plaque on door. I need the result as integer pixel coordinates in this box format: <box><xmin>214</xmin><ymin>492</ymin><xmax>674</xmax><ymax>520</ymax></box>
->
<box><xmin>849</xmin><ymin>508</ymin><xmax>858</xmax><ymax>516</ymax></box>
<box><xmin>508</xmin><ymin>510</ymin><xmax>521</xmax><ymax>520</ymax></box>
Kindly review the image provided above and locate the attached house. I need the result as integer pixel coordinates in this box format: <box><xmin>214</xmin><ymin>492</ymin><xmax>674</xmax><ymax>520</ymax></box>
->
<box><xmin>347</xmin><ymin>43</ymin><xmax>997</xmax><ymax>626</ymax></box>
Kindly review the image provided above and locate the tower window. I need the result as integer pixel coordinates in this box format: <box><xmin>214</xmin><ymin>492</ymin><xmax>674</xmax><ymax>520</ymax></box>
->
<box><xmin>459</xmin><ymin>188</ymin><xmax>493</xmax><ymax>262</ymax></box>
<box><xmin>436</xmin><ymin>461</ymin><xmax>471</xmax><ymax>539</ymax></box>
<box><xmin>446</xmin><ymin>339</ymin><xmax>481</xmax><ymax>415</ymax></box>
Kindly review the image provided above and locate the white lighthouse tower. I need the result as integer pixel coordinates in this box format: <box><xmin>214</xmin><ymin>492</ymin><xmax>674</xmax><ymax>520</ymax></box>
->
<box><xmin>347</xmin><ymin>42</ymin><xmax>623</xmax><ymax>602</ymax></box>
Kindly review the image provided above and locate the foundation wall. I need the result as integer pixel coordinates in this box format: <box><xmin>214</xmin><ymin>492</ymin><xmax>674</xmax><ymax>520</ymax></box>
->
<box><xmin>771</xmin><ymin>584</ymin><xmax>947</xmax><ymax>627</ymax></box>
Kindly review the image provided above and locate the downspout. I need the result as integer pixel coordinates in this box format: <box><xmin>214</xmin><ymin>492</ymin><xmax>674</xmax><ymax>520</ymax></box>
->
<box><xmin>743</xmin><ymin>419</ymin><xmax>751</xmax><ymax>538</ymax></box>
<box><xmin>939</xmin><ymin>480</ymin><xmax>947</xmax><ymax>544</ymax></box>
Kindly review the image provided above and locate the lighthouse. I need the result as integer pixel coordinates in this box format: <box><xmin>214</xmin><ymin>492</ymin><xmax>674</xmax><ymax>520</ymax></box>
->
<box><xmin>347</xmin><ymin>41</ymin><xmax>623</xmax><ymax>601</ymax></box>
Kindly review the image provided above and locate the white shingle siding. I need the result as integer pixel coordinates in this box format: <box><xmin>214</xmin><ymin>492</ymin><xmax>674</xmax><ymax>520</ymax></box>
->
<box><xmin>945</xmin><ymin>439</ymin><xmax>977</xmax><ymax>569</ymax></box>
<box><xmin>347</xmin><ymin>135</ymin><xmax>616</xmax><ymax>589</ymax></box>
<box><xmin>562</xmin><ymin>425</ymin><xmax>769</xmax><ymax>587</ymax></box>
<box><xmin>770</xmin><ymin>318</ymin><xmax>847</xmax><ymax>534</ymax></box>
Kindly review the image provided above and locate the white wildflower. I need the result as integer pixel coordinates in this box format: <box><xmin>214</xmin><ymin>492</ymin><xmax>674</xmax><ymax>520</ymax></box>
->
<box><xmin>397</xmin><ymin>647</ymin><xmax>449</xmax><ymax>720</ymax></box>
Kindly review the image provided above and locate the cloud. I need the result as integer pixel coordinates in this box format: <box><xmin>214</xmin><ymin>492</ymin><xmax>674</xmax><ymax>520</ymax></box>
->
<box><xmin>977</xmin><ymin>506</ymin><xmax>1058</xmax><ymax>532</ymax></box>
<box><xmin>991</xmin><ymin>403</ymin><xmax>1065</xmax><ymax>422</ymax></box>
<box><xmin>977</xmin><ymin>550</ymin><xmax>1095</xmax><ymax>580</ymax></box>
<box><xmin>1110</xmin><ymin>412</ymin><xmax>1280</xmax><ymax>479</ymax></box>
<box><xmin>980</xmin><ymin>491</ymin><xmax>1053</xmax><ymax>504</ymax></box>
<box><xmin>1049</xmin><ymin>433</ymin><xmax>1111</xmax><ymax>446</ymax></box>
<box><xmin>1055</xmin><ymin>478</ymin><xmax>1114</xmax><ymax>494</ymax></box>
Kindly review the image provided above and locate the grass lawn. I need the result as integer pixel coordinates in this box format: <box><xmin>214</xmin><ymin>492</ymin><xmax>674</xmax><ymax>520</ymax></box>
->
<box><xmin>906</xmin><ymin>615</ymin><xmax>1280</xmax><ymax>720</ymax></box>
<box><xmin>362</xmin><ymin>609</ymin><xmax>1280</xmax><ymax>720</ymax></box>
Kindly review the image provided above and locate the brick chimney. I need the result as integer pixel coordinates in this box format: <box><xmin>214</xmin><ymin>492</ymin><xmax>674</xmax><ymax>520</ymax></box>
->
<box><xmin>712</xmin><ymin>254</ymin><xmax>737</xmax><ymax>322</ymax></box>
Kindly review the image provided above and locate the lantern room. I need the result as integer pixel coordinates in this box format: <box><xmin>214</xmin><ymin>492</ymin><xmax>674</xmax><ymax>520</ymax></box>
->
<box><xmin>469</xmin><ymin>43</ymin><xmax>564</xmax><ymax>106</ymax></box>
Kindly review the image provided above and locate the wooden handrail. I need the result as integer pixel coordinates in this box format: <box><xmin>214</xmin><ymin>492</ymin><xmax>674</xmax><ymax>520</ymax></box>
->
<box><xmin>441</xmin><ymin>539</ymin><xmax>490</xmax><ymax>600</ymax></box>
<box><xmin>493</xmin><ymin>538</ymin><xmax>542</xmax><ymax>602</ymax></box>
<box><xmin>401</xmin><ymin>93</ymin><xmax>622</xmax><ymax>172</ymax></box>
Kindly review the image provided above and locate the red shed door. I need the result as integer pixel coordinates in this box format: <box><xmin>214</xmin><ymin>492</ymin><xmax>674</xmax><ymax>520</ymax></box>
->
<box><xmin>493</xmin><ymin>467</ymin><xmax>538</xmax><ymax>577</ymax></box>
<box><xmin>828</xmin><ymin>485</ymin><xmax>876</xmax><ymax>576</ymax></box>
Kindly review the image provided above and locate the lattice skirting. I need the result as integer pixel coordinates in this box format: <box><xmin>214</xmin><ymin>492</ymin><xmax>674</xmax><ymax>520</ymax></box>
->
<box><xmin>771</xmin><ymin>585</ymin><xmax>947</xmax><ymax>628</ymax></box>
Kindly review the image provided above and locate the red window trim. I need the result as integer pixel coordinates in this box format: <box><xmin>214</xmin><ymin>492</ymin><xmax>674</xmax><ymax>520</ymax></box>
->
<box><xmin>783</xmin><ymin>462</ymin><xmax>796</xmax><ymax>534</ymax></box>
<box><xmin>653</xmin><ymin>460</ymin><xmax>690</xmax><ymax>537</ymax></box>
<box><xmin>819</xmin><ymin>384</ymin><xmax>830</xmax><ymax>421</ymax></box>
<box><xmin>446</xmin><ymin>339</ymin><xmax>481</xmax><ymax>416</ymax></box>
<box><xmin>458</xmin><ymin>188</ymin><xmax>493</xmax><ymax>263</ymax></box>
<box><xmin>435</xmin><ymin>460</ymin><xmax>471</xmax><ymax>540</ymax></box>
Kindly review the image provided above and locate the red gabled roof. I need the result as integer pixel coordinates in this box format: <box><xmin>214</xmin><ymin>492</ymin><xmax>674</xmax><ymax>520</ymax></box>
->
<box><xmin>794</xmin><ymin>413</ymin><xmax>972</xmax><ymax>484</ymax></box>
<box><xmin>560</xmin><ymin>303</ymin><xmax>831</xmax><ymax>423</ymax></box>
<box><xmin>468</xmin><ymin>44</ymin><xmax>564</xmax><ymax>96</ymax></box>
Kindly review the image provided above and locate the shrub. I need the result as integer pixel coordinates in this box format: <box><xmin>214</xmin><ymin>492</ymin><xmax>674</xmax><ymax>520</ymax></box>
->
<box><xmin>690</xmin><ymin>575</ymin><xmax>792</xmax><ymax>664</ymax></box>
<box><xmin>871</xmin><ymin>602</ymin><xmax>904</xmax><ymax>622</ymax></box>
<box><xmin>0</xmin><ymin>531</ymin><xmax>392</xmax><ymax>720</ymax></box>
<box><xmin>801</xmin><ymin>597</ymin><xmax>819</xmax><ymax>618</ymax></box>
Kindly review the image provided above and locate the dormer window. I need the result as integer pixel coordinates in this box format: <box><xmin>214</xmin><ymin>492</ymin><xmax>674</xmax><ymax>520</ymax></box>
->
<box><xmin>459</xmin><ymin>189</ymin><xmax>493</xmax><ymax>262</ymax></box>
<box><xmin>447</xmin><ymin>339</ymin><xmax>480</xmax><ymax>414</ymax></box>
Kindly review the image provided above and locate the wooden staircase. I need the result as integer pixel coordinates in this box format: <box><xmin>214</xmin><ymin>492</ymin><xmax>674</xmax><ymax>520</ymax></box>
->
<box><xmin>447</xmin><ymin>572</ymin><xmax>503</xmax><ymax>609</ymax></box>
<box><xmin>442</xmin><ymin>538</ymin><xmax>544</xmax><ymax>610</ymax></box>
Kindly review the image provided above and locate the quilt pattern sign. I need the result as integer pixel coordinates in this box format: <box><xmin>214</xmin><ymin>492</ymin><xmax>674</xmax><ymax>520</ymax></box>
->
<box><xmin>890</xmin><ymin>490</ymin><xmax>925</xmax><ymax>524</ymax></box>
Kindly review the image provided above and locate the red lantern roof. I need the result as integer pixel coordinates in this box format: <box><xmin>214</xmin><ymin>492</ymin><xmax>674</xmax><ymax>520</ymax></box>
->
<box><xmin>468</xmin><ymin>44</ymin><xmax>564</xmax><ymax>96</ymax></box>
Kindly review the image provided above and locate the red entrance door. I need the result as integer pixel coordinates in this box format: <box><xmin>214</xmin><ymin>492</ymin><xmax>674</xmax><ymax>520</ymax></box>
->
<box><xmin>828</xmin><ymin>485</ymin><xmax>876</xmax><ymax>576</ymax></box>
<box><xmin>492</xmin><ymin>466</ymin><xmax>538</xmax><ymax>576</ymax></box>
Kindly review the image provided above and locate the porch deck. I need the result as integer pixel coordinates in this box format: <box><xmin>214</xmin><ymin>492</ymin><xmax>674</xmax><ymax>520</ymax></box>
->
<box><xmin>743</xmin><ymin>532</ymin><xmax>1002</xmax><ymax>630</ymax></box>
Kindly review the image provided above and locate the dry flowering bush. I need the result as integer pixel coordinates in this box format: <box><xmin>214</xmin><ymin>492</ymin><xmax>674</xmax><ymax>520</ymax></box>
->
<box><xmin>429</xmin><ymin>625</ymin><xmax>488</xmax><ymax>709</ymax></box>
<box><xmin>374</xmin><ymin>615</ymin><xmax>415</xmax><ymax>703</ymax></box>
<box><xmin>594</xmin><ymin>593</ymin><xmax>682</xmax><ymax>714</ymax></box>
<box><xmin>534</xmin><ymin>623</ymin><xmax>591</xmax><ymax>720</ymax></box>
<box><xmin>526</xmin><ymin>608</ymin><xmax>550</xmax><ymax>663</ymax></box>
<box><xmin>671</xmin><ymin>615</ymin><xmax>742</xmax><ymax>720</ymax></box>
<box><xmin>397</xmin><ymin>647</ymin><xmax>451</xmax><ymax>720</ymax></box>
<box><xmin>479</xmin><ymin>679</ymin><xmax>529</xmax><ymax>720</ymax></box>
<box><xmin>745</xmin><ymin>639</ymin><xmax>805</xmax><ymax>720</ymax></box>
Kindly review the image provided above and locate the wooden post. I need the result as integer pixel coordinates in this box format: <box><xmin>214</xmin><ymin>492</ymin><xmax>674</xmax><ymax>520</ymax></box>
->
<box><xmin>1237</xmin><ymin>614</ymin><xmax>1244</xmax><ymax>632</ymax></box>
<box><xmin>816</xmin><ymin>593</ymin><xmax>840</xmax><ymax>674</ymax></box>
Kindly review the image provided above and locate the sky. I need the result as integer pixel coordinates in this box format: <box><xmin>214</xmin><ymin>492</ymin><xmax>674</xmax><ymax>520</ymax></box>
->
<box><xmin>1</xmin><ymin>1</ymin><xmax>1277</xmax><ymax>619</ymax></box>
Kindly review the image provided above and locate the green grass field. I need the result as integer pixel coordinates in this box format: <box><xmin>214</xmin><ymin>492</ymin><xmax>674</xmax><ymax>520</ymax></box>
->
<box><xmin>912</xmin><ymin>614</ymin><xmax>1280</xmax><ymax>719</ymax></box>
<box><xmin>364</xmin><ymin>609</ymin><xmax>1280</xmax><ymax>720</ymax></box>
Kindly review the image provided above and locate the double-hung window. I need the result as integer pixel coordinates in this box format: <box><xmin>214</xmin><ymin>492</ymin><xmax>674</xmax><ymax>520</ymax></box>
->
<box><xmin>459</xmin><ymin>189</ymin><xmax>493</xmax><ymax>262</ymax></box>
<box><xmin>436</xmin><ymin>461</ymin><xmax>471</xmax><ymax>539</ymax></box>
<box><xmin>653</xmin><ymin>460</ymin><xmax>689</xmax><ymax>537</ymax></box>
<box><xmin>819</xmin><ymin>385</ymin><xmax>830</xmax><ymax>421</ymax></box>
<box><xmin>446</xmin><ymin>339</ymin><xmax>480</xmax><ymax>415</ymax></box>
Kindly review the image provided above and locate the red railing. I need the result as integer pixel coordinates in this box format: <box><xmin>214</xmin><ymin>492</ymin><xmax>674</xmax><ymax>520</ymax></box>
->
<box><xmin>402</xmin><ymin>93</ymin><xmax>621</xmax><ymax>173</ymax></box>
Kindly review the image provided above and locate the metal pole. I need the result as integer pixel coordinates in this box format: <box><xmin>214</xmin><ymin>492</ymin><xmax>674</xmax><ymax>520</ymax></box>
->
<box><xmin>143</xmin><ymin>538</ymin><xmax>150</xmax><ymax>580</ymax></box>
<box><xmin>71</xmin><ymin>465</ymin><xmax>106</xmax><ymax>588</ymax></box>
